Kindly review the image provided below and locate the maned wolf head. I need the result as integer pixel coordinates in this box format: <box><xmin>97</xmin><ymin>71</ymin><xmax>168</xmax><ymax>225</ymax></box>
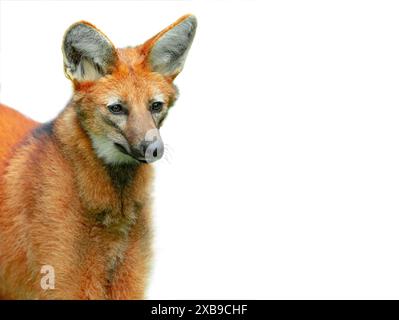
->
<box><xmin>62</xmin><ymin>15</ymin><xmax>197</xmax><ymax>164</ymax></box>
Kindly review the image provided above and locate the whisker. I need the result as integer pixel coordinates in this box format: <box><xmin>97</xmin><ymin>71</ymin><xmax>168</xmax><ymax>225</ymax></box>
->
<box><xmin>160</xmin><ymin>143</ymin><xmax>174</xmax><ymax>165</ymax></box>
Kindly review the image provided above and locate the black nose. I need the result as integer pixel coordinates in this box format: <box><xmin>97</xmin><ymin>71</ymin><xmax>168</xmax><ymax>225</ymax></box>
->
<box><xmin>139</xmin><ymin>139</ymin><xmax>164</xmax><ymax>163</ymax></box>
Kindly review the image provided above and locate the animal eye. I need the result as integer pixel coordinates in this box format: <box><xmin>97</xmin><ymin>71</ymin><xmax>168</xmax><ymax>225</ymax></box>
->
<box><xmin>108</xmin><ymin>103</ymin><xmax>124</xmax><ymax>115</ymax></box>
<box><xmin>150</xmin><ymin>101</ymin><xmax>164</xmax><ymax>113</ymax></box>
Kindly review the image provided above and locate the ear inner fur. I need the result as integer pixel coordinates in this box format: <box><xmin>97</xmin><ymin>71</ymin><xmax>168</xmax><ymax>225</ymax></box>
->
<box><xmin>62</xmin><ymin>21</ymin><xmax>117</xmax><ymax>82</ymax></box>
<box><xmin>140</xmin><ymin>14</ymin><xmax>197</xmax><ymax>77</ymax></box>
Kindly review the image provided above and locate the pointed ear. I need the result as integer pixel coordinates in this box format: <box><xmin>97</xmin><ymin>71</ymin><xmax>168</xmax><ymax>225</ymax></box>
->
<box><xmin>62</xmin><ymin>21</ymin><xmax>117</xmax><ymax>82</ymax></box>
<box><xmin>142</xmin><ymin>14</ymin><xmax>197</xmax><ymax>78</ymax></box>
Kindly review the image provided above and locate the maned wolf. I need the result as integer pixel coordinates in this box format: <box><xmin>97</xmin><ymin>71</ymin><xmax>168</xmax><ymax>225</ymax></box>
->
<box><xmin>0</xmin><ymin>14</ymin><xmax>197</xmax><ymax>299</ymax></box>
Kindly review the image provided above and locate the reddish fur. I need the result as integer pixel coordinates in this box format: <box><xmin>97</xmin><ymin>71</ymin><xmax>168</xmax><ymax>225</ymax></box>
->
<box><xmin>0</xmin><ymin>16</ymin><xmax>192</xmax><ymax>299</ymax></box>
<box><xmin>0</xmin><ymin>105</ymin><xmax>38</xmax><ymax>174</ymax></box>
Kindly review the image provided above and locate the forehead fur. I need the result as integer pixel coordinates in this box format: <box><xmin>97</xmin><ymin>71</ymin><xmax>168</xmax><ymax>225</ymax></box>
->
<box><xmin>74</xmin><ymin>46</ymin><xmax>176</xmax><ymax>104</ymax></box>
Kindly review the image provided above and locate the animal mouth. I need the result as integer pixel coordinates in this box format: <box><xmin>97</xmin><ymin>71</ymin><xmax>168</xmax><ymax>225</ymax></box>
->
<box><xmin>114</xmin><ymin>143</ymin><xmax>147</xmax><ymax>163</ymax></box>
<box><xmin>114</xmin><ymin>142</ymin><xmax>130</xmax><ymax>156</ymax></box>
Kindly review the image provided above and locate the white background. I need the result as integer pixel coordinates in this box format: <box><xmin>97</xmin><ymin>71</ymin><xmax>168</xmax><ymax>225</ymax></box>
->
<box><xmin>1</xmin><ymin>0</ymin><xmax>399</xmax><ymax>299</ymax></box>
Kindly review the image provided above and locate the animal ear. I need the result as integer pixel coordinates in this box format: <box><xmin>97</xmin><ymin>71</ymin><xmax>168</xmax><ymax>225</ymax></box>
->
<box><xmin>62</xmin><ymin>21</ymin><xmax>117</xmax><ymax>82</ymax></box>
<box><xmin>142</xmin><ymin>14</ymin><xmax>197</xmax><ymax>78</ymax></box>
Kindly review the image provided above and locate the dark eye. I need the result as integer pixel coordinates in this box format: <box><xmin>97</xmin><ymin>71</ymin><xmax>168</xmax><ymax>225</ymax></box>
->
<box><xmin>150</xmin><ymin>101</ymin><xmax>164</xmax><ymax>113</ymax></box>
<box><xmin>108</xmin><ymin>103</ymin><xmax>124</xmax><ymax>115</ymax></box>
